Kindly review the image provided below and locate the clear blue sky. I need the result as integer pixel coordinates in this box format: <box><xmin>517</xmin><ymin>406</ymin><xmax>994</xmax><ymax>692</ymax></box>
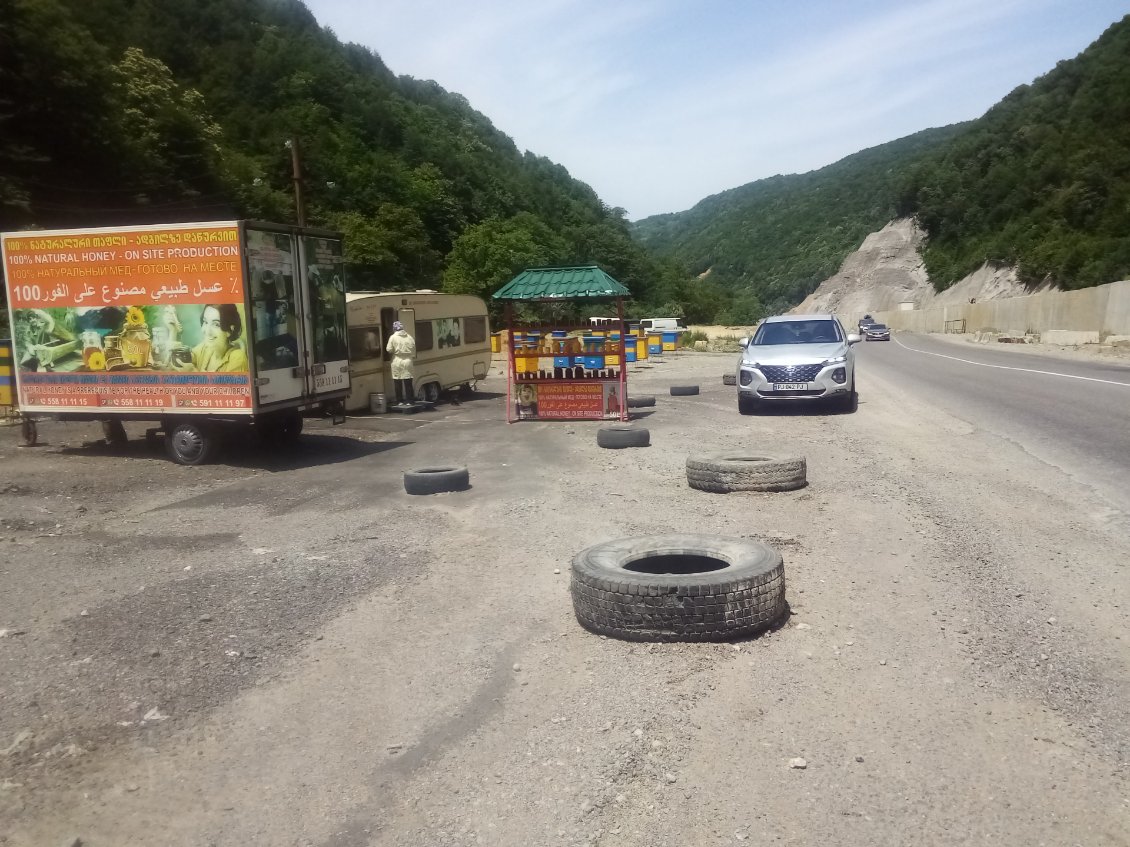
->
<box><xmin>302</xmin><ymin>0</ymin><xmax>1129</xmax><ymax>221</ymax></box>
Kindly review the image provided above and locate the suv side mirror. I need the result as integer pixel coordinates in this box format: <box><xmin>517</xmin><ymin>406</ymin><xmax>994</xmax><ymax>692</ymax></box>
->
<box><xmin>738</xmin><ymin>337</ymin><xmax>749</xmax><ymax>348</ymax></box>
<box><xmin>846</xmin><ymin>333</ymin><xmax>862</xmax><ymax>345</ymax></box>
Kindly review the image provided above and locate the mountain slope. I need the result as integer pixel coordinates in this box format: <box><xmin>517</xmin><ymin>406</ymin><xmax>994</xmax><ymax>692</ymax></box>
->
<box><xmin>635</xmin><ymin>14</ymin><xmax>1130</xmax><ymax>312</ymax></box>
<box><xmin>633</xmin><ymin>127</ymin><xmax>963</xmax><ymax>313</ymax></box>
<box><xmin>0</xmin><ymin>0</ymin><xmax>671</xmax><ymax>307</ymax></box>
<box><xmin>793</xmin><ymin>218</ymin><xmax>1042</xmax><ymax>317</ymax></box>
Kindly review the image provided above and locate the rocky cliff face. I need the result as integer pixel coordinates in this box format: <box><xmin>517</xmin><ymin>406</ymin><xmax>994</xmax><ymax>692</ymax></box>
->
<box><xmin>793</xmin><ymin>218</ymin><xmax>1046</xmax><ymax>316</ymax></box>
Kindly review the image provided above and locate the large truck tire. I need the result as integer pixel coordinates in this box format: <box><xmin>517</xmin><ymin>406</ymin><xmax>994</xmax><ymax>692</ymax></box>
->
<box><xmin>596</xmin><ymin>424</ymin><xmax>650</xmax><ymax>449</ymax></box>
<box><xmin>626</xmin><ymin>395</ymin><xmax>655</xmax><ymax>408</ymax></box>
<box><xmin>722</xmin><ymin>373</ymin><xmax>737</xmax><ymax>386</ymax></box>
<box><xmin>259</xmin><ymin>413</ymin><xmax>303</xmax><ymax>446</ymax></box>
<box><xmin>670</xmin><ymin>385</ymin><xmax>700</xmax><ymax>396</ymax></box>
<box><xmin>686</xmin><ymin>453</ymin><xmax>806</xmax><ymax>493</ymax></box>
<box><xmin>570</xmin><ymin>534</ymin><xmax>786</xmax><ymax>642</ymax></box>
<box><xmin>165</xmin><ymin>421</ymin><xmax>219</xmax><ymax>466</ymax></box>
<box><xmin>101</xmin><ymin>419</ymin><xmax>128</xmax><ymax>446</ymax></box>
<box><xmin>404</xmin><ymin>466</ymin><xmax>470</xmax><ymax>495</ymax></box>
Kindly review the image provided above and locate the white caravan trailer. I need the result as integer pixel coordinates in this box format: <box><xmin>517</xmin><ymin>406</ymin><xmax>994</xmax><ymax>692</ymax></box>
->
<box><xmin>345</xmin><ymin>290</ymin><xmax>491</xmax><ymax>411</ymax></box>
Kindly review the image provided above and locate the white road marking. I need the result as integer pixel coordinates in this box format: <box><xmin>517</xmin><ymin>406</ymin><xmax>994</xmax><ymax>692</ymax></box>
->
<box><xmin>892</xmin><ymin>338</ymin><xmax>1130</xmax><ymax>389</ymax></box>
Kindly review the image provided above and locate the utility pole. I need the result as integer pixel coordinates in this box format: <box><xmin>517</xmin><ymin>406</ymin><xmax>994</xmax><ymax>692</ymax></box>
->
<box><xmin>286</xmin><ymin>137</ymin><xmax>305</xmax><ymax>226</ymax></box>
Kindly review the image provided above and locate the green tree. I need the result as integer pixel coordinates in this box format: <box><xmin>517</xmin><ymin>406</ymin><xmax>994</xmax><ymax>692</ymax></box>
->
<box><xmin>442</xmin><ymin>214</ymin><xmax>569</xmax><ymax>307</ymax></box>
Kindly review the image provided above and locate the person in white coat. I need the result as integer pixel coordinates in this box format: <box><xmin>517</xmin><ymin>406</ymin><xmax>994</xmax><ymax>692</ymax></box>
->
<box><xmin>385</xmin><ymin>320</ymin><xmax>417</xmax><ymax>404</ymax></box>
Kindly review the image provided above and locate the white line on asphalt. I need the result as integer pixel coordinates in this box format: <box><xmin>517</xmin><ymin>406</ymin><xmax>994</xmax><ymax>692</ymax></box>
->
<box><xmin>893</xmin><ymin>338</ymin><xmax>1130</xmax><ymax>388</ymax></box>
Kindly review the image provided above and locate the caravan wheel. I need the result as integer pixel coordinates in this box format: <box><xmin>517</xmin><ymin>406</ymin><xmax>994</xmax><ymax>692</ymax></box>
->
<box><xmin>421</xmin><ymin>382</ymin><xmax>441</xmax><ymax>404</ymax></box>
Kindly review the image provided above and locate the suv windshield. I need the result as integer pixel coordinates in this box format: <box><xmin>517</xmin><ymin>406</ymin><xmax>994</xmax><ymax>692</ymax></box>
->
<box><xmin>752</xmin><ymin>320</ymin><xmax>843</xmax><ymax>346</ymax></box>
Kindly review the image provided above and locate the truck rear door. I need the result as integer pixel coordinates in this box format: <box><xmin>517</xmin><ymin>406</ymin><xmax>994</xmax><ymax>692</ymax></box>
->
<box><xmin>299</xmin><ymin>234</ymin><xmax>349</xmax><ymax>400</ymax></box>
<box><xmin>246</xmin><ymin>227</ymin><xmax>305</xmax><ymax>407</ymax></box>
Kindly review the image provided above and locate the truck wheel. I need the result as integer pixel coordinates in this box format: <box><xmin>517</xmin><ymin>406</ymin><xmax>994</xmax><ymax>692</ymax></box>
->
<box><xmin>260</xmin><ymin>413</ymin><xmax>303</xmax><ymax>446</ymax></box>
<box><xmin>18</xmin><ymin>418</ymin><xmax>38</xmax><ymax>448</ymax></box>
<box><xmin>101</xmin><ymin>419</ymin><xmax>128</xmax><ymax>446</ymax></box>
<box><xmin>570</xmin><ymin>534</ymin><xmax>787</xmax><ymax>642</ymax></box>
<box><xmin>165</xmin><ymin>421</ymin><xmax>218</xmax><ymax>466</ymax></box>
<box><xmin>404</xmin><ymin>466</ymin><xmax>470</xmax><ymax>495</ymax></box>
<box><xmin>686</xmin><ymin>453</ymin><xmax>807</xmax><ymax>493</ymax></box>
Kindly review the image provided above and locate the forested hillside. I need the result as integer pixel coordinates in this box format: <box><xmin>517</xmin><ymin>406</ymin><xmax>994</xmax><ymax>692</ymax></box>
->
<box><xmin>636</xmin><ymin>14</ymin><xmax>1130</xmax><ymax>314</ymax></box>
<box><xmin>0</xmin><ymin>0</ymin><xmax>690</xmax><ymax>313</ymax></box>
<box><xmin>905</xmin><ymin>15</ymin><xmax>1130</xmax><ymax>290</ymax></box>
<box><xmin>633</xmin><ymin>127</ymin><xmax>963</xmax><ymax>316</ymax></box>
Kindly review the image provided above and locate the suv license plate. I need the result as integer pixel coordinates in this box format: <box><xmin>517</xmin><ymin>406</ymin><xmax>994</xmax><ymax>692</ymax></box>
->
<box><xmin>773</xmin><ymin>383</ymin><xmax>808</xmax><ymax>390</ymax></box>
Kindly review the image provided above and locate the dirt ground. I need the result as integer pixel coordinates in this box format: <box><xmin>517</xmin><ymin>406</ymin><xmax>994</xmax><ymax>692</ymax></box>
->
<box><xmin>2</xmin><ymin>344</ymin><xmax>1129</xmax><ymax>847</ymax></box>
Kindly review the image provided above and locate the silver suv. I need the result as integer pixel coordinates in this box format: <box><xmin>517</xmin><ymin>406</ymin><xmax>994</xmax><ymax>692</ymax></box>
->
<box><xmin>736</xmin><ymin>314</ymin><xmax>860</xmax><ymax>413</ymax></box>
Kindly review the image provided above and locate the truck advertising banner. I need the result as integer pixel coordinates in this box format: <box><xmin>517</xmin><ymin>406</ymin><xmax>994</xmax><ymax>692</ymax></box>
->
<box><xmin>2</xmin><ymin>223</ymin><xmax>252</xmax><ymax>414</ymax></box>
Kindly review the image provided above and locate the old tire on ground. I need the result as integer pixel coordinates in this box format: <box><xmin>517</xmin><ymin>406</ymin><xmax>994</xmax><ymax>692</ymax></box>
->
<box><xmin>626</xmin><ymin>395</ymin><xmax>655</xmax><ymax>408</ymax></box>
<box><xmin>404</xmin><ymin>466</ymin><xmax>470</xmax><ymax>495</ymax></box>
<box><xmin>670</xmin><ymin>385</ymin><xmax>700</xmax><ymax>396</ymax></box>
<box><xmin>596</xmin><ymin>425</ymin><xmax>650</xmax><ymax>449</ymax></box>
<box><xmin>686</xmin><ymin>453</ymin><xmax>806</xmax><ymax>493</ymax></box>
<box><xmin>570</xmin><ymin>534</ymin><xmax>786</xmax><ymax>642</ymax></box>
<box><xmin>722</xmin><ymin>373</ymin><xmax>737</xmax><ymax>386</ymax></box>
<box><xmin>165</xmin><ymin>421</ymin><xmax>219</xmax><ymax>466</ymax></box>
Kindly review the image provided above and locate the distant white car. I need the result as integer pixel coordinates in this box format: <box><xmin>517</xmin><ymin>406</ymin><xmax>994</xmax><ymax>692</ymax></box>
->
<box><xmin>736</xmin><ymin>314</ymin><xmax>861</xmax><ymax>414</ymax></box>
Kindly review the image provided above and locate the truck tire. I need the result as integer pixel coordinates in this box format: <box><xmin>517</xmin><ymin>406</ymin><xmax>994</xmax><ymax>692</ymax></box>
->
<box><xmin>570</xmin><ymin>534</ymin><xmax>786</xmax><ymax>642</ymax></box>
<box><xmin>626</xmin><ymin>395</ymin><xmax>655</xmax><ymax>408</ymax></box>
<box><xmin>101</xmin><ymin>419</ymin><xmax>128</xmax><ymax>446</ymax></box>
<box><xmin>722</xmin><ymin>373</ymin><xmax>736</xmax><ymax>386</ymax></box>
<box><xmin>404</xmin><ymin>466</ymin><xmax>470</xmax><ymax>495</ymax></box>
<box><xmin>259</xmin><ymin>413</ymin><xmax>303</xmax><ymax>446</ymax></box>
<box><xmin>596</xmin><ymin>425</ymin><xmax>650</xmax><ymax>449</ymax></box>
<box><xmin>686</xmin><ymin>454</ymin><xmax>806</xmax><ymax>493</ymax></box>
<box><xmin>670</xmin><ymin>385</ymin><xmax>700</xmax><ymax>396</ymax></box>
<box><xmin>165</xmin><ymin>421</ymin><xmax>219</xmax><ymax>466</ymax></box>
<box><xmin>18</xmin><ymin>418</ymin><xmax>38</xmax><ymax>448</ymax></box>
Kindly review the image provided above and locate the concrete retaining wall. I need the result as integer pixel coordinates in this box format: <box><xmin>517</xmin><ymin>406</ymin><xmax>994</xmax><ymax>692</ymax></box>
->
<box><xmin>869</xmin><ymin>279</ymin><xmax>1130</xmax><ymax>341</ymax></box>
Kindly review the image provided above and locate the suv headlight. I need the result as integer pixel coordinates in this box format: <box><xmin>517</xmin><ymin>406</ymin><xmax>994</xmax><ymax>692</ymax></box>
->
<box><xmin>822</xmin><ymin>354</ymin><xmax>847</xmax><ymax>366</ymax></box>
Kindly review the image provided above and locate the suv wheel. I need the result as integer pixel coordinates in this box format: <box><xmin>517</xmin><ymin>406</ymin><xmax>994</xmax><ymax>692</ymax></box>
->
<box><xmin>738</xmin><ymin>395</ymin><xmax>758</xmax><ymax>416</ymax></box>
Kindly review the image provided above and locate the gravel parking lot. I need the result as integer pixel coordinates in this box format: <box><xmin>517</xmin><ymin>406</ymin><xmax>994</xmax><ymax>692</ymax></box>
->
<box><xmin>2</xmin><ymin>349</ymin><xmax>1129</xmax><ymax>846</ymax></box>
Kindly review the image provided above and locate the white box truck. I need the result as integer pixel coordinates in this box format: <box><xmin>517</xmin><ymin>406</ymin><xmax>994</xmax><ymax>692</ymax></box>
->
<box><xmin>1</xmin><ymin>220</ymin><xmax>350</xmax><ymax>463</ymax></box>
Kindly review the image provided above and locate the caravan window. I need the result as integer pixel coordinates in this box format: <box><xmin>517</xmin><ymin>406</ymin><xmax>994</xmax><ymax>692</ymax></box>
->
<box><xmin>349</xmin><ymin>326</ymin><xmax>382</xmax><ymax>361</ymax></box>
<box><xmin>415</xmin><ymin>321</ymin><xmax>434</xmax><ymax>352</ymax></box>
<box><xmin>464</xmin><ymin>316</ymin><xmax>486</xmax><ymax>344</ymax></box>
<box><xmin>436</xmin><ymin>318</ymin><xmax>461</xmax><ymax>349</ymax></box>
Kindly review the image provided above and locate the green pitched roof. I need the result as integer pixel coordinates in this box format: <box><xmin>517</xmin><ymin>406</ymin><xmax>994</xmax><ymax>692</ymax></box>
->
<box><xmin>492</xmin><ymin>266</ymin><xmax>630</xmax><ymax>300</ymax></box>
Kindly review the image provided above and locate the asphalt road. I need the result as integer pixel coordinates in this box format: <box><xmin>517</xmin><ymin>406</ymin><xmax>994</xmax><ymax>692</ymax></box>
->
<box><xmin>855</xmin><ymin>333</ymin><xmax>1130</xmax><ymax>514</ymax></box>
